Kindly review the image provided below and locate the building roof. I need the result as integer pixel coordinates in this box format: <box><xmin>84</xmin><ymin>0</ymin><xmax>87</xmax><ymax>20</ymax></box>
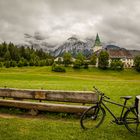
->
<box><xmin>54</xmin><ymin>57</ymin><xmax>63</xmax><ymax>62</ymax></box>
<box><xmin>107</xmin><ymin>49</ymin><xmax>133</xmax><ymax>59</ymax></box>
<box><xmin>54</xmin><ymin>57</ymin><xmax>76</xmax><ymax>62</ymax></box>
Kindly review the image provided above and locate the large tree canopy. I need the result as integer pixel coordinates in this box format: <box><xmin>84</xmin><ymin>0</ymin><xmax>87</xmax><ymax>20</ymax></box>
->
<box><xmin>63</xmin><ymin>52</ymin><xmax>72</xmax><ymax>67</ymax></box>
<box><xmin>98</xmin><ymin>51</ymin><xmax>109</xmax><ymax>69</ymax></box>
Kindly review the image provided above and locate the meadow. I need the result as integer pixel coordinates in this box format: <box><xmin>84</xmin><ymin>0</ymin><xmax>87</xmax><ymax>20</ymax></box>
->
<box><xmin>0</xmin><ymin>66</ymin><xmax>140</xmax><ymax>140</ymax></box>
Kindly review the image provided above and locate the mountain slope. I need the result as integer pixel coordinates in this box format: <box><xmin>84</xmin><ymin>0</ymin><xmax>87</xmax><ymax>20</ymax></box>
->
<box><xmin>23</xmin><ymin>33</ymin><xmax>95</xmax><ymax>57</ymax></box>
<box><xmin>53</xmin><ymin>37</ymin><xmax>94</xmax><ymax>57</ymax></box>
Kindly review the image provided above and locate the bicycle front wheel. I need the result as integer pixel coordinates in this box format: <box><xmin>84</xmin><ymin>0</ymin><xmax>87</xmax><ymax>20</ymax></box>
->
<box><xmin>80</xmin><ymin>106</ymin><xmax>105</xmax><ymax>129</ymax></box>
<box><xmin>124</xmin><ymin>107</ymin><xmax>140</xmax><ymax>134</ymax></box>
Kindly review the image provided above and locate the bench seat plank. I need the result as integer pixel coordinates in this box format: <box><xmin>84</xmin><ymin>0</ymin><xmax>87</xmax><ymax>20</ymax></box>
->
<box><xmin>0</xmin><ymin>99</ymin><xmax>90</xmax><ymax>113</ymax></box>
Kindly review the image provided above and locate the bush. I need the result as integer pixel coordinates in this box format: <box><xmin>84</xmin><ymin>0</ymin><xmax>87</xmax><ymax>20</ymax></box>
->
<box><xmin>110</xmin><ymin>60</ymin><xmax>124</xmax><ymax>71</ymax></box>
<box><xmin>17</xmin><ymin>60</ymin><xmax>24</xmax><ymax>67</ymax></box>
<box><xmin>52</xmin><ymin>66</ymin><xmax>66</xmax><ymax>72</ymax></box>
<box><xmin>4</xmin><ymin>61</ymin><xmax>10</xmax><ymax>68</ymax></box>
<box><xmin>46</xmin><ymin>59</ymin><xmax>54</xmax><ymax>66</ymax></box>
<box><xmin>0</xmin><ymin>62</ymin><xmax>3</xmax><ymax>67</ymax></box>
<box><xmin>22</xmin><ymin>59</ymin><xmax>29</xmax><ymax>66</ymax></box>
<box><xmin>134</xmin><ymin>55</ymin><xmax>140</xmax><ymax>72</ymax></box>
<box><xmin>10</xmin><ymin>61</ymin><xmax>17</xmax><ymax>67</ymax></box>
<box><xmin>17</xmin><ymin>58</ymin><xmax>29</xmax><ymax>67</ymax></box>
<box><xmin>73</xmin><ymin>60</ymin><xmax>82</xmax><ymax>69</ymax></box>
<box><xmin>39</xmin><ymin>60</ymin><xmax>46</xmax><ymax>66</ymax></box>
<box><xmin>29</xmin><ymin>59</ymin><xmax>35</xmax><ymax>66</ymax></box>
<box><xmin>52</xmin><ymin>63</ymin><xmax>66</xmax><ymax>72</ymax></box>
<box><xmin>83</xmin><ymin>62</ymin><xmax>89</xmax><ymax>69</ymax></box>
<box><xmin>90</xmin><ymin>54</ymin><xmax>97</xmax><ymax>65</ymax></box>
<box><xmin>34</xmin><ymin>60</ymin><xmax>39</xmax><ymax>66</ymax></box>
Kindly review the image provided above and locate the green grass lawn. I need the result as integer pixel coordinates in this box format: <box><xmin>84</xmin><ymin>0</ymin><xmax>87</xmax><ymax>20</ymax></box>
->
<box><xmin>0</xmin><ymin>66</ymin><xmax>140</xmax><ymax>140</ymax></box>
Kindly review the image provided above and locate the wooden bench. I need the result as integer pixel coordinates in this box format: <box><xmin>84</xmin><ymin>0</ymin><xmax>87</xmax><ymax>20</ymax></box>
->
<box><xmin>0</xmin><ymin>88</ymin><xmax>98</xmax><ymax>114</ymax></box>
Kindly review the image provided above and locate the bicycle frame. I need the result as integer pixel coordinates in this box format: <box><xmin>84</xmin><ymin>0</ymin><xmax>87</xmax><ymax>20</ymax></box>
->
<box><xmin>98</xmin><ymin>96</ymin><xmax>130</xmax><ymax>124</ymax></box>
<box><xmin>80</xmin><ymin>87</ymin><xmax>139</xmax><ymax>134</ymax></box>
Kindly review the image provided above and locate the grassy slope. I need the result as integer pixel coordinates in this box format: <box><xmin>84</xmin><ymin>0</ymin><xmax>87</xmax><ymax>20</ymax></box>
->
<box><xmin>0</xmin><ymin>67</ymin><xmax>140</xmax><ymax>140</ymax></box>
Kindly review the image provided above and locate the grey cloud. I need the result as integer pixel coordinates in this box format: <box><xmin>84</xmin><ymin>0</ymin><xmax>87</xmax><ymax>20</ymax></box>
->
<box><xmin>0</xmin><ymin>0</ymin><xmax>140</xmax><ymax>49</ymax></box>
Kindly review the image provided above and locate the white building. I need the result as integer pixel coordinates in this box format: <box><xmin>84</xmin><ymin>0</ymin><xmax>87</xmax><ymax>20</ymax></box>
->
<box><xmin>107</xmin><ymin>48</ymin><xmax>134</xmax><ymax>68</ymax></box>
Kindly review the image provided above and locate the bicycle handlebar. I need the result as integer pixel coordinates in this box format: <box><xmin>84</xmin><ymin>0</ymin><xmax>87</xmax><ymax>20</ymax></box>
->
<box><xmin>93</xmin><ymin>86</ymin><xmax>110</xmax><ymax>99</ymax></box>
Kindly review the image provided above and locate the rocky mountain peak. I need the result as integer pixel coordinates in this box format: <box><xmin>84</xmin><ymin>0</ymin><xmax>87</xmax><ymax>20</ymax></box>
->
<box><xmin>53</xmin><ymin>36</ymin><xmax>94</xmax><ymax>57</ymax></box>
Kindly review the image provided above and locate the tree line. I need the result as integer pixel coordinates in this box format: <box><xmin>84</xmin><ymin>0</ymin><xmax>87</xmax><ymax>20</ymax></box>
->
<box><xmin>0</xmin><ymin>42</ymin><xmax>54</xmax><ymax>68</ymax></box>
<box><xmin>53</xmin><ymin>51</ymin><xmax>140</xmax><ymax>72</ymax></box>
<box><xmin>0</xmin><ymin>42</ymin><xmax>140</xmax><ymax>72</ymax></box>
<box><xmin>54</xmin><ymin>51</ymin><xmax>123</xmax><ymax>70</ymax></box>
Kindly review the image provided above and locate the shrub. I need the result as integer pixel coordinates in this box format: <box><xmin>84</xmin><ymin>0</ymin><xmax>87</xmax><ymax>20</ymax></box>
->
<box><xmin>4</xmin><ymin>61</ymin><xmax>10</xmax><ymax>68</ymax></box>
<box><xmin>10</xmin><ymin>61</ymin><xmax>17</xmax><ymax>67</ymax></box>
<box><xmin>46</xmin><ymin>59</ymin><xmax>54</xmax><ymax>66</ymax></box>
<box><xmin>110</xmin><ymin>60</ymin><xmax>124</xmax><ymax>71</ymax></box>
<box><xmin>90</xmin><ymin>54</ymin><xmax>97</xmax><ymax>65</ymax></box>
<box><xmin>73</xmin><ymin>60</ymin><xmax>82</xmax><ymax>69</ymax></box>
<box><xmin>134</xmin><ymin>55</ymin><xmax>140</xmax><ymax>72</ymax></box>
<box><xmin>22</xmin><ymin>59</ymin><xmax>29</xmax><ymax>66</ymax></box>
<box><xmin>39</xmin><ymin>60</ymin><xmax>46</xmax><ymax>66</ymax></box>
<box><xmin>45</xmin><ymin>59</ymin><xmax>53</xmax><ymax>66</ymax></box>
<box><xmin>29</xmin><ymin>59</ymin><xmax>35</xmax><ymax>66</ymax></box>
<box><xmin>34</xmin><ymin>60</ymin><xmax>39</xmax><ymax>66</ymax></box>
<box><xmin>83</xmin><ymin>62</ymin><xmax>89</xmax><ymax>69</ymax></box>
<box><xmin>52</xmin><ymin>63</ymin><xmax>66</xmax><ymax>72</ymax></box>
<box><xmin>52</xmin><ymin>66</ymin><xmax>66</xmax><ymax>72</ymax></box>
<box><xmin>0</xmin><ymin>62</ymin><xmax>3</xmax><ymax>67</ymax></box>
<box><xmin>17</xmin><ymin>60</ymin><xmax>24</xmax><ymax>67</ymax></box>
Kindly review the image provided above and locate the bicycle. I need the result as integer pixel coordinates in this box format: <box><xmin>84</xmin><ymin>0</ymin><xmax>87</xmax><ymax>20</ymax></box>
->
<box><xmin>80</xmin><ymin>87</ymin><xmax>140</xmax><ymax>134</ymax></box>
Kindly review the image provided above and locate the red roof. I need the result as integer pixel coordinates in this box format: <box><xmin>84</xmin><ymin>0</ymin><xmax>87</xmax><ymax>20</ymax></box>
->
<box><xmin>107</xmin><ymin>49</ymin><xmax>133</xmax><ymax>59</ymax></box>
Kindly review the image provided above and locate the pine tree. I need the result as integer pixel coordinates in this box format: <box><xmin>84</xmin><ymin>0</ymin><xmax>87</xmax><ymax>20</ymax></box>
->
<box><xmin>4</xmin><ymin>49</ymin><xmax>11</xmax><ymax>61</ymax></box>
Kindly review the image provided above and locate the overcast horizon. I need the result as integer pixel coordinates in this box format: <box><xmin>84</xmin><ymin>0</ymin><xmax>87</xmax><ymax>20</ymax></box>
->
<box><xmin>0</xmin><ymin>0</ymin><xmax>140</xmax><ymax>50</ymax></box>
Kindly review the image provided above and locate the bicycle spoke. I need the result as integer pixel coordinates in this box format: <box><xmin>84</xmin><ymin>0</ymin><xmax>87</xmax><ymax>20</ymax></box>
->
<box><xmin>80</xmin><ymin>106</ymin><xmax>105</xmax><ymax>129</ymax></box>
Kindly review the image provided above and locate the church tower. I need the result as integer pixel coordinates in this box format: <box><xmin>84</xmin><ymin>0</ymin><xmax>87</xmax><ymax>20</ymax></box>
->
<box><xmin>93</xmin><ymin>33</ymin><xmax>102</xmax><ymax>52</ymax></box>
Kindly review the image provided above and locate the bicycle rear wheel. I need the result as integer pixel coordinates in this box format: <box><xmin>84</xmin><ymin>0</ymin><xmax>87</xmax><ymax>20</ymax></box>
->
<box><xmin>124</xmin><ymin>107</ymin><xmax>140</xmax><ymax>134</ymax></box>
<box><xmin>80</xmin><ymin>106</ymin><xmax>105</xmax><ymax>129</ymax></box>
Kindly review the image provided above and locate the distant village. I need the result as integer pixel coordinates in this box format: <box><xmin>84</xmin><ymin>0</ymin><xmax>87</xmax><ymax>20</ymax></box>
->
<box><xmin>92</xmin><ymin>34</ymin><xmax>140</xmax><ymax>68</ymax></box>
<box><xmin>55</xmin><ymin>34</ymin><xmax>140</xmax><ymax>68</ymax></box>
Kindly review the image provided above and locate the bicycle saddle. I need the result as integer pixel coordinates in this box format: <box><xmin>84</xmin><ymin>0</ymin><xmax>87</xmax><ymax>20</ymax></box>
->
<box><xmin>120</xmin><ymin>96</ymin><xmax>132</xmax><ymax>100</ymax></box>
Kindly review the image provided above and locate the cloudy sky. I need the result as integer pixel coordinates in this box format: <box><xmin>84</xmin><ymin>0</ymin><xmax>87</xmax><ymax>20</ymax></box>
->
<box><xmin>0</xmin><ymin>0</ymin><xmax>140</xmax><ymax>49</ymax></box>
